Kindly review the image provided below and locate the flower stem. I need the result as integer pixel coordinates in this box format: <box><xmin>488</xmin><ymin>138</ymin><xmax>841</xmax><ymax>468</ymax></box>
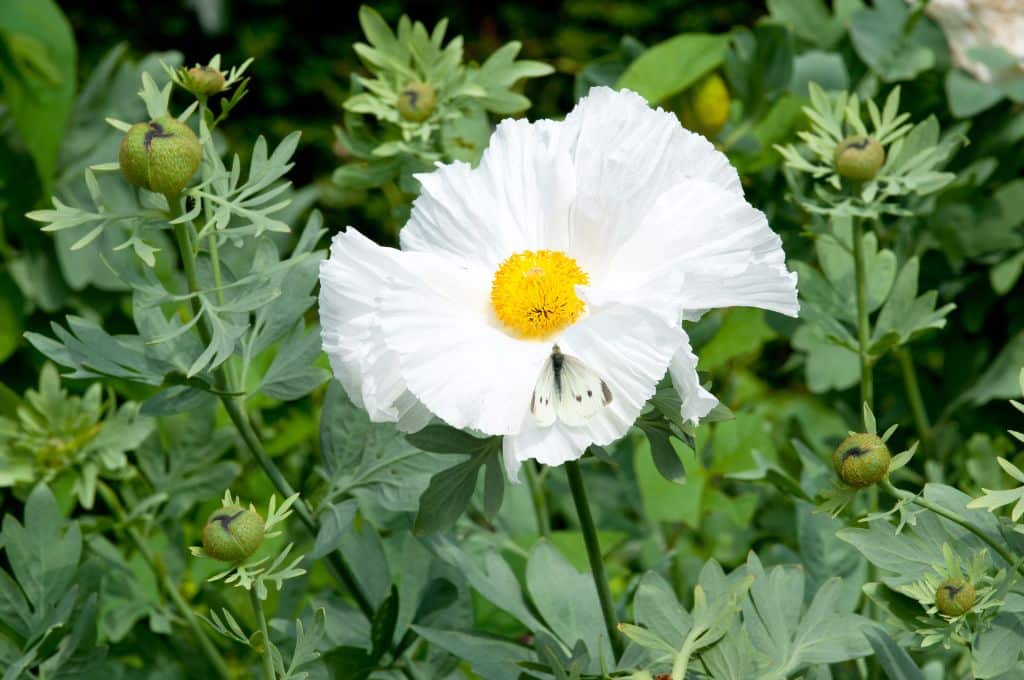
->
<box><xmin>168</xmin><ymin>200</ymin><xmax>375</xmax><ymax>620</ymax></box>
<box><xmin>851</xmin><ymin>216</ymin><xmax>874</xmax><ymax>412</ymax></box>
<box><xmin>97</xmin><ymin>482</ymin><xmax>231</xmax><ymax>680</ymax></box>
<box><xmin>881</xmin><ymin>480</ymin><xmax>1024</xmax><ymax>577</ymax></box>
<box><xmin>249</xmin><ymin>588</ymin><xmax>276</xmax><ymax>680</ymax></box>
<box><xmin>565</xmin><ymin>460</ymin><xmax>624</xmax><ymax>660</ymax></box>
<box><xmin>897</xmin><ymin>348</ymin><xmax>931</xmax><ymax>452</ymax></box>
<box><xmin>524</xmin><ymin>461</ymin><xmax>550</xmax><ymax>538</ymax></box>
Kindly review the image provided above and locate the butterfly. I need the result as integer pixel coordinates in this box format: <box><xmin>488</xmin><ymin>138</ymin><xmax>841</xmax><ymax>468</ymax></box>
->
<box><xmin>530</xmin><ymin>345</ymin><xmax>612</xmax><ymax>427</ymax></box>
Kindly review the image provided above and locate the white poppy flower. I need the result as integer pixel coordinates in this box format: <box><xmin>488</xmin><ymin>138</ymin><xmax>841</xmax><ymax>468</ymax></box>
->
<box><xmin>319</xmin><ymin>87</ymin><xmax>798</xmax><ymax>480</ymax></box>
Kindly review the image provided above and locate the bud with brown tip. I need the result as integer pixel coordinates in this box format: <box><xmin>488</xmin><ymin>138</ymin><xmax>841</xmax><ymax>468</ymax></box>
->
<box><xmin>397</xmin><ymin>81</ymin><xmax>437</xmax><ymax>122</ymax></box>
<box><xmin>202</xmin><ymin>505</ymin><xmax>265</xmax><ymax>563</ymax></box>
<box><xmin>834</xmin><ymin>135</ymin><xmax>885</xmax><ymax>181</ymax></box>
<box><xmin>119</xmin><ymin>116</ymin><xmax>201</xmax><ymax>197</ymax></box>
<box><xmin>185</xmin><ymin>65</ymin><xmax>226</xmax><ymax>97</ymax></box>
<box><xmin>935</xmin><ymin>578</ymin><xmax>976</xmax><ymax>616</ymax></box>
<box><xmin>833</xmin><ymin>432</ymin><xmax>891</xmax><ymax>488</ymax></box>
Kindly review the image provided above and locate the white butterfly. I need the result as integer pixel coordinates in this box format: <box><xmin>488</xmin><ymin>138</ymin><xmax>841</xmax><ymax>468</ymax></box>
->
<box><xmin>530</xmin><ymin>345</ymin><xmax>612</xmax><ymax>427</ymax></box>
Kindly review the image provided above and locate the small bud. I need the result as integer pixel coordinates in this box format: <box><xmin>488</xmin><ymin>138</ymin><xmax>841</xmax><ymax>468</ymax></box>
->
<box><xmin>833</xmin><ymin>135</ymin><xmax>885</xmax><ymax>181</ymax></box>
<box><xmin>119</xmin><ymin>116</ymin><xmax>201</xmax><ymax>197</ymax></box>
<box><xmin>678</xmin><ymin>73</ymin><xmax>731</xmax><ymax>139</ymax></box>
<box><xmin>833</xmin><ymin>432</ymin><xmax>891</xmax><ymax>488</ymax></box>
<box><xmin>185</xmin><ymin>65</ymin><xmax>226</xmax><ymax>96</ymax></box>
<box><xmin>935</xmin><ymin>578</ymin><xmax>976</xmax><ymax>616</ymax></box>
<box><xmin>202</xmin><ymin>505</ymin><xmax>265</xmax><ymax>563</ymax></box>
<box><xmin>397</xmin><ymin>81</ymin><xmax>437</xmax><ymax>122</ymax></box>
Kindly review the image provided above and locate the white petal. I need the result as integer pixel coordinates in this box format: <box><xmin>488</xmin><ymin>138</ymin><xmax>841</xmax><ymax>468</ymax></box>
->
<box><xmin>669</xmin><ymin>331</ymin><xmax>719</xmax><ymax>424</ymax></box>
<box><xmin>502</xmin><ymin>302</ymin><xmax>683</xmax><ymax>480</ymax></box>
<box><xmin>378</xmin><ymin>258</ymin><xmax>553</xmax><ymax>436</ymax></box>
<box><xmin>609</xmin><ymin>178</ymin><xmax>799</xmax><ymax>320</ymax></box>
<box><xmin>401</xmin><ymin>118</ymin><xmax>575</xmax><ymax>270</ymax></box>
<box><xmin>561</xmin><ymin>86</ymin><xmax>743</xmax><ymax>278</ymax></box>
<box><xmin>320</xmin><ymin>230</ymin><xmax>430</xmax><ymax>428</ymax></box>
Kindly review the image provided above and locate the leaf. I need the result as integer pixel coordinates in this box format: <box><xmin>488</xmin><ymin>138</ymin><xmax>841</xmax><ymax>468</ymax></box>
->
<box><xmin>616</xmin><ymin>33</ymin><xmax>729</xmax><ymax>104</ymax></box>
<box><xmin>863</xmin><ymin>626</ymin><xmax>925</xmax><ymax>680</ymax></box>
<box><xmin>0</xmin><ymin>0</ymin><xmax>76</xmax><ymax>191</ymax></box>
<box><xmin>961</xmin><ymin>331</ymin><xmax>1024</xmax><ymax>407</ymax></box>
<box><xmin>946</xmin><ymin>69</ymin><xmax>1005</xmax><ymax>118</ymax></box>
<box><xmin>0</xmin><ymin>275</ymin><xmax>25</xmax><ymax>363</ymax></box>
<box><xmin>850</xmin><ymin>0</ymin><xmax>946</xmax><ymax>82</ymax></box>
<box><xmin>258</xmin><ymin>322</ymin><xmax>330</xmax><ymax>401</ymax></box>
<box><xmin>638</xmin><ymin>419</ymin><xmax>686</xmax><ymax>484</ymax></box>
<box><xmin>311</xmin><ymin>500</ymin><xmax>358</xmax><ymax>560</ymax></box>
<box><xmin>370</xmin><ymin>587</ymin><xmax>399</xmax><ymax>661</ymax></box>
<box><xmin>413</xmin><ymin>626</ymin><xmax>533</xmax><ymax>680</ymax></box>
<box><xmin>413</xmin><ymin>447</ymin><xmax>492</xmax><ymax>535</ymax></box>
<box><xmin>973</xmin><ymin>612</ymin><xmax>1024</xmax><ymax>678</ymax></box>
<box><xmin>526</xmin><ymin>541</ymin><xmax>613</xmax><ymax>665</ymax></box>
<box><xmin>767</xmin><ymin>0</ymin><xmax>863</xmax><ymax>49</ymax></box>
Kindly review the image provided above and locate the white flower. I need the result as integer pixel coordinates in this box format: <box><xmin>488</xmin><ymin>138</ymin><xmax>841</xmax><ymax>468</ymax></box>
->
<box><xmin>925</xmin><ymin>0</ymin><xmax>1024</xmax><ymax>83</ymax></box>
<box><xmin>319</xmin><ymin>87</ymin><xmax>798</xmax><ymax>480</ymax></box>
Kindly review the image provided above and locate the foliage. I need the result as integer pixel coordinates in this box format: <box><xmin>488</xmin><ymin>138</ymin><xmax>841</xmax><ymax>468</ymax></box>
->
<box><xmin>2</xmin><ymin>0</ymin><xmax>1024</xmax><ymax>678</ymax></box>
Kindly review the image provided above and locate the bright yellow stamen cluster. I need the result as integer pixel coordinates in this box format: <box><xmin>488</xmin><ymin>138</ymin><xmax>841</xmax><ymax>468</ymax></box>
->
<box><xmin>490</xmin><ymin>250</ymin><xmax>589</xmax><ymax>339</ymax></box>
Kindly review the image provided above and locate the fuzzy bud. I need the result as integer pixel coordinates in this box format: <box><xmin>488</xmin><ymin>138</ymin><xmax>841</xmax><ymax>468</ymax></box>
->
<box><xmin>833</xmin><ymin>432</ymin><xmax>891</xmax><ymax>488</ymax></box>
<box><xmin>119</xmin><ymin>116</ymin><xmax>201</xmax><ymax>196</ymax></box>
<box><xmin>185</xmin><ymin>65</ymin><xmax>226</xmax><ymax>96</ymax></box>
<box><xmin>397</xmin><ymin>81</ymin><xmax>437</xmax><ymax>122</ymax></box>
<box><xmin>202</xmin><ymin>505</ymin><xmax>265</xmax><ymax>563</ymax></box>
<box><xmin>833</xmin><ymin>135</ymin><xmax>885</xmax><ymax>181</ymax></box>
<box><xmin>678</xmin><ymin>73</ymin><xmax>731</xmax><ymax>139</ymax></box>
<box><xmin>935</xmin><ymin>578</ymin><xmax>976</xmax><ymax>616</ymax></box>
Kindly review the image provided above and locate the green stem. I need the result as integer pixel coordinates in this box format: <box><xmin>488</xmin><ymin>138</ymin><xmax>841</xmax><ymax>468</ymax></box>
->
<box><xmin>881</xmin><ymin>480</ymin><xmax>1024</xmax><ymax>577</ymax></box>
<box><xmin>852</xmin><ymin>216</ymin><xmax>874</xmax><ymax>412</ymax></box>
<box><xmin>97</xmin><ymin>482</ymin><xmax>231</xmax><ymax>680</ymax></box>
<box><xmin>898</xmin><ymin>348</ymin><xmax>931</xmax><ymax>451</ymax></box>
<box><xmin>167</xmin><ymin>200</ymin><xmax>375</xmax><ymax>621</ymax></box>
<box><xmin>524</xmin><ymin>461</ymin><xmax>550</xmax><ymax>538</ymax></box>
<box><xmin>249</xmin><ymin>589</ymin><xmax>276</xmax><ymax>680</ymax></box>
<box><xmin>565</xmin><ymin>460</ymin><xmax>624</xmax><ymax>660</ymax></box>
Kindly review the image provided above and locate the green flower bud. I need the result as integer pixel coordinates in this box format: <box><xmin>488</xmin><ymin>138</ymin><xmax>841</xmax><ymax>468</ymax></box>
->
<box><xmin>202</xmin><ymin>505</ymin><xmax>265</xmax><ymax>563</ymax></box>
<box><xmin>833</xmin><ymin>432</ymin><xmax>891</xmax><ymax>488</ymax></box>
<box><xmin>185</xmin><ymin>65</ymin><xmax>226</xmax><ymax>96</ymax></box>
<box><xmin>833</xmin><ymin>135</ymin><xmax>885</xmax><ymax>181</ymax></box>
<box><xmin>397</xmin><ymin>81</ymin><xmax>437</xmax><ymax>122</ymax></box>
<box><xmin>935</xmin><ymin>578</ymin><xmax>976</xmax><ymax>616</ymax></box>
<box><xmin>678</xmin><ymin>73</ymin><xmax>731</xmax><ymax>139</ymax></box>
<box><xmin>119</xmin><ymin>116</ymin><xmax>201</xmax><ymax>197</ymax></box>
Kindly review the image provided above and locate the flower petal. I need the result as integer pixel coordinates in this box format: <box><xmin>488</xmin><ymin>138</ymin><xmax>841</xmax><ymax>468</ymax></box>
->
<box><xmin>608</xmin><ymin>178</ymin><xmax>799</xmax><ymax>320</ymax></box>
<box><xmin>502</xmin><ymin>302</ymin><xmax>682</xmax><ymax>480</ymax></box>
<box><xmin>319</xmin><ymin>230</ymin><xmax>433</xmax><ymax>432</ymax></box>
<box><xmin>669</xmin><ymin>331</ymin><xmax>719</xmax><ymax>424</ymax></box>
<box><xmin>401</xmin><ymin>118</ymin><xmax>575</xmax><ymax>269</ymax></box>
<box><xmin>561</xmin><ymin>86</ymin><xmax>743</xmax><ymax>279</ymax></box>
<box><xmin>377</xmin><ymin>256</ymin><xmax>553</xmax><ymax>436</ymax></box>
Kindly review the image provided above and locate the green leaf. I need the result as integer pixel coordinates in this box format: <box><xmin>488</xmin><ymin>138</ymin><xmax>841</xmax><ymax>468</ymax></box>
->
<box><xmin>0</xmin><ymin>0</ymin><xmax>76</xmax><ymax>191</ymax></box>
<box><xmin>258</xmin><ymin>322</ymin><xmax>330</xmax><ymax>401</ymax></box>
<box><xmin>413</xmin><ymin>447</ymin><xmax>492</xmax><ymax>535</ymax></box>
<box><xmin>413</xmin><ymin>626</ymin><xmax>533</xmax><ymax>680</ymax></box>
<box><xmin>370</xmin><ymin>587</ymin><xmax>399</xmax><ymax>661</ymax></box>
<box><xmin>406</xmin><ymin>424</ymin><xmax>497</xmax><ymax>454</ymax></box>
<box><xmin>616</xmin><ymin>33</ymin><xmax>729</xmax><ymax>104</ymax></box>
<box><xmin>638</xmin><ymin>419</ymin><xmax>686</xmax><ymax>484</ymax></box>
<box><xmin>525</xmin><ymin>541</ymin><xmax>613</xmax><ymax>665</ymax></box>
<box><xmin>962</xmin><ymin>331</ymin><xmax>1024</xmax><ymax>407</ymax></box>
<box><xmin>973</xmin><ymin>613</ymin><xmax>1024</xmax><ymax>679</ymax></box>
<box><xmin>870</xmin><ymin>257</ymin><xmax>955</xmax><ymax>353</ymax></box>
<box><xmin>850</xmin><ymin>0</ymin><xmax>946</xmax><ymax>82</ymax></box>
<box><xmin>0</xmin><ymin>274</ymin><xmax>25</xmax><ymax>363</ymax></box>
<box><xmin>863</xmin><ymin>626</ymin><xmax>925</xmax><ymax>680</ymax></box>
<box><xmin>634</xmin><ymin>433</ymin><xmax>705</xmax><ymax>524</ymax></box>
<box><xmin>946</xmin><ymin>69</ymin><xmax>1005</xmax><ymax>118</ymax></box>
<box><xmin>312</xmin><ymin>499</ymin><xmax>358</xmax><ymax>560</ymax></box>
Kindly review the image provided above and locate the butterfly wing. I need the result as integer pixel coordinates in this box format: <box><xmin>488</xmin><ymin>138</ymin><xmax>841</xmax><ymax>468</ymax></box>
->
<box><xmin>554</xmin><ymin>353</ymin><xmax>613</xmax><ymax>427</ymax></box>
<box><xmin>530</xmin><ymin>357</ymin><xmax>558</xmax><ymax>427</ymax></box>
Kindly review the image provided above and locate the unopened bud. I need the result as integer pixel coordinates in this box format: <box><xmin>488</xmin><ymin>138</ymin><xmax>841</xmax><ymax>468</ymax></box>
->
<box><xmin>119</xmin><ymin>116</ymin><xmax>201</xmax><ymax>197</ymax></box>
<box><xmin>185</xmin><ymin>65</ymin><xmax>226</xmax><ymax>96</ymax></box>
<box><xmin>397</xmin><ymin>81</ymin><xmax>437</xmax><ymax>122</ymax></box>
<box><xmin>202</xmin><ymin>505</ymin><xmax>265</xmax><ymax>563</ymax></box>
<box><xmin>935</xmin><ymin>578</ymin><xmax>976</xmax><ymax>616</ymax></box>
<box><xmin>678</xmin><ymin>73</ymin><xmax>730</xmax><ymax>139</ymax></box>
<box><xmin>834</xmin><ymin>135</ymin><xmax>885</xmax><ymax>181</ymax></box>
<box><xmin>833</xmin><ymin>432</ymin><xmax>891</xmax><ymax>488</ymax></box>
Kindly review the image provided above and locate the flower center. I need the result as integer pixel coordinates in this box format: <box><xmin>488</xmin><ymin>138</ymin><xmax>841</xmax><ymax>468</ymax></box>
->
<box><xmin>490</xmin><ymin>250</ymin><xmax>589</xmax><ymax>339</ymax></box>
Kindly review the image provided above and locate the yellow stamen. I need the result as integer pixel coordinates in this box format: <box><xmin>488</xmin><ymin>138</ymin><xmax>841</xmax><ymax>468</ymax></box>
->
<box><xmin>490</xmin><ymin>250</ymin><xmax>589</xmax><ymax>339</ymax></box>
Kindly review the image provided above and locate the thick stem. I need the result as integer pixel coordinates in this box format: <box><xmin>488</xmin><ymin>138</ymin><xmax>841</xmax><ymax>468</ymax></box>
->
<box><xmin>852</xmin><ymin>216</ymin><xmax>874</xmax><ymax>412</ymax></box>
<box><xmin>898</xmin><ymin>348</ymin><xmax>931</xmax><ymax>451</ymax></box>
<box><xmin>565</xmin><ymin>460</ymin><xmax>624</xmax><ymax>660</ymax></box>
<box><xmin>249</xmin><ymin>589</ymin><xmax>276</xmax><ymax>680</ymax></box>
<box><xmin>97</xmin><ymin>482</ymin><xmax>231</xmax><ymax>679</ymax></box>
<box><xmin>168</xmin><ymin>200</ymin><xmax>374</xmax><ymax>620</ymax></box>
<box><xmin>524</xmin><ymin>461</ymin><xmax>550</xmax><ymax>538</ymax></box>
<box><xmin>881</xmin><ymin>480</ymin><xmax>1024</xmax><ymax>577</ymax></box>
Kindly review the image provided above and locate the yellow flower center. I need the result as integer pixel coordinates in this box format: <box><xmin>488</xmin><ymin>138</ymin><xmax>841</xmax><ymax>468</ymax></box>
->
<box><xmin>490</xmin><ymin>250</ymin><xmax>589</xmax><ymax>339</ymax></box>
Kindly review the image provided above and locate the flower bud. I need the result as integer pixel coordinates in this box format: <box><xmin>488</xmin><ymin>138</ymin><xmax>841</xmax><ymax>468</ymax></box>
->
<box><xmin>202</xmin><ymin>505</ymin><xmax>265</xmax><ymax>563</ymax></box>
<box><xmin>935</xmin><ymin>578</ymin><xmax>976</xmax><ymax>616</ymax></box>
<box><xmin>119</xmin><ymin>116</ymin><xmax>201</xmax><ymax>196</ymax></box>
<box><xmin>833</xmin><ymin>135</ymin><xmax>885</xmax><ymax>181</ymax></box>
<box><xmin>833</xmin><ymin>432</ymin><xmax>891</xmax><ymax>488</ymax></box>
<box><xmin>678</xmin><ymin>73</ymin><xmax>730</xmax><ymax>139</ymax></box>
<box><xmin>397</xmin><ymin>81</ymin><xmax>437</xmax><ymax>122</ymax></box>
<box><xmin>185</xmin><ymin>65</ymin><xmax>226</xmax><ymax>96</ymax></box>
